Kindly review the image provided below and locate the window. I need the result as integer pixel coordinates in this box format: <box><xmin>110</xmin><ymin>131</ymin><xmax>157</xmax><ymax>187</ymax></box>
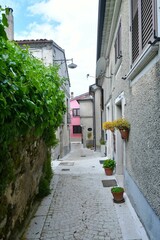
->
<box><xmin>131</xmin><ymin>0</ymin><xmax>155</xmax><ymax>63</ymax></box>
<box><xmin>72</xmin><ymin>108</ymin><xmax>80</xmax><ymax>116</ymax></box>
<box><xmin>115</xmin><ymin>22</ymin><xmax>122</xmax><ymax>63</ymax></box>
<box><xmin>73</xmin><ymin>125</ymin><xmax>82</xmax><ymax>134</ymax></box>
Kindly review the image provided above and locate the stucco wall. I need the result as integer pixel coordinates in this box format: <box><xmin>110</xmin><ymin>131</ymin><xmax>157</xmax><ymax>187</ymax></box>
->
<box><xmin>98</xmin><ymin>0</ymin><xmax>160</xmax><ymax>238</ymax></box>
<box><xmin>127</xmin><ymin>61</ymin><xmax>160</xmax><ymax>217</ymax></box>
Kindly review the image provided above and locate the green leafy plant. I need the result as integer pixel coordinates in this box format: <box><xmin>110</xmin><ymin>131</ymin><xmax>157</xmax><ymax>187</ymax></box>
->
<box><xmin>0</xmin><ymin>37</ymin><xmax>66</xmax><ymax>195</ymax></box>
<box><xmin>103</xmin><ymin>159</ymin><xmax>116</xmax><ymax>170</ymax></box>
<box><xmin>100</xmin><ymin>138</ymin><xmax>106</xmax><ymax>145</ymax></box>
<box><xmin>0</xmin><ymin>6</ymin><xmax>10</xmax><ymax>39</ymax></box>
<box><xmin>111</xmin><ymin>186</ymin><xmax>124</xmax><ymax>193</ymax></box>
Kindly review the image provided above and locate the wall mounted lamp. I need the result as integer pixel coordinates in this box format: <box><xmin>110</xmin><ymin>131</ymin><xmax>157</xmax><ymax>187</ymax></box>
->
<box><xmin>53</xmin><ymin>58</ymin><xmax>77</xmax><ymax>69</ymax></box>
<box><xmin>87</xmin><ymin>74</ymin><xmax>95</xmax><ymax>79</ymax></box>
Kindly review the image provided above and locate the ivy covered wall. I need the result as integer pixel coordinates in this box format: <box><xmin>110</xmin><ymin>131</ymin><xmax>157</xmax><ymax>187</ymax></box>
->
<box><xmin>0</xmin><ymin>7</ymin><xmax>66</xmax><ymax>239</ymax></box>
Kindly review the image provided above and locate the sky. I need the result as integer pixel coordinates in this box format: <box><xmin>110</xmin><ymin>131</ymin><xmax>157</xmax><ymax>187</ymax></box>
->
<box><xmin>1</xmin><ymin>0</ymin><xmax>99</xmax><ymax>97</ymax></box>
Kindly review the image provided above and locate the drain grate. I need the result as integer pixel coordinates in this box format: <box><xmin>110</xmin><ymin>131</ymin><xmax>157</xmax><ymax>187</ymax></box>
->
<box><xmin>102</xmin><ymin>179</ymin><xmax>117</xmax><ymax>187</ymax></box>
<box><xmin>99</xmin><ymin>160</ymin><xmax>105</xmax><ymax>164</ymax></box>
<box><xmin>59</xmin><ymin>162</ymin><xmax>74</xmax><ymax>166</ymax></box>
<box><xmin>61</xmin><ymin>169</ymin><xmax>70</xmax><ymax>171</ymax></box>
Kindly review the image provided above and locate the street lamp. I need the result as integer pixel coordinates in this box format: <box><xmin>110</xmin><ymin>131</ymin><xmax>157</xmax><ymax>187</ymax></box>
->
<box><xmin>53</xmin><ymin>58</ymin><xmax>77</xmax><ymax>69</ymax></box>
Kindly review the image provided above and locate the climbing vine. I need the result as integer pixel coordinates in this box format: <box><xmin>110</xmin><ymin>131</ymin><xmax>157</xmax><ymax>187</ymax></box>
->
<box><xmin>0</xmin><ymin>31</ymin><xmax>66</xmax><ymax>195</ymax></box>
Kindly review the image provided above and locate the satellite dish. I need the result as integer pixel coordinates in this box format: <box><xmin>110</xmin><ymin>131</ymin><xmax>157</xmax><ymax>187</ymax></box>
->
<box><xmin>96</xmin><ymin>57</ymin><xmax>106</xmax><ymax>79</ymax></box>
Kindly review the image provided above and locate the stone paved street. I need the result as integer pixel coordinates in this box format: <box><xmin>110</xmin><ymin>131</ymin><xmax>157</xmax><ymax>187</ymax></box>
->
<box><xmin>23</xmin><ymin>143</ymin><xmax>149</xmax><ymax>240</ymax></box>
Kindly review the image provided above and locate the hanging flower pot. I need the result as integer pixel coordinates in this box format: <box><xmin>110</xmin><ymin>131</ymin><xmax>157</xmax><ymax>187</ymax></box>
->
<box><xmin>119</xmin><ymin>129</ymin><xmax>129</xmax><ymax>140</ymax></box>
<box><xmin>113</xmin><ymin>118</ymin><xmax>130</xmax><ymax>141</ymax></box>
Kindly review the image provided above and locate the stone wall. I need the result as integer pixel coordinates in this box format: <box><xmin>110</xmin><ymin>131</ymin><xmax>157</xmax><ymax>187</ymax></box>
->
<box><xmin>0</xmin><ymin>136</ymin><xmax>48</xmax><ymax>239</ymax></box>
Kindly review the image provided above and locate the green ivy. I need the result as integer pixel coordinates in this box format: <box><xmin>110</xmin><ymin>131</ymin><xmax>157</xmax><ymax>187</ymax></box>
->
<box><xmin>0</xmin><ymin>6</ymin><xmax>9</xmax><ymax>39</ymax></box>
<box><xmin>0</xmin><ymin>38</ymin><xmax>66</xmax><ymax>194</ymax></box>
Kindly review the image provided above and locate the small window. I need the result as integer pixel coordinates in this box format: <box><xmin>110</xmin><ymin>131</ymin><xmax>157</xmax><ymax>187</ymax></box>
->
<box><xmin>72</xmin><ymin>108</ymin><xmax>80</xmax><ymax>116</ymax></box>
<box><xmin>73</xmin><ymin>125</ymin><xmax>82</xmax><ymax>134</ymax></box>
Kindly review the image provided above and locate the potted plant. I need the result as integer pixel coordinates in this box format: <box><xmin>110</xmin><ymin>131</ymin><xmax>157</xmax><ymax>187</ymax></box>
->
<box><xmin>102</xmin><ymin>121</ymin><xmax>115</xmax><ymax>132</ymax></box>
<box><xmin>100</xmin><ymin>138</ymin><xmax>106</xmax><ymax>157</ymax></box>
<box><xmin>111</xmin><ymin>186</ymin><xmax>125</xmax><ymax>203</ymax></box>
<box><xmin>103</xmin><ymin>159</ymin><xmax>116</xmax><ymax>175</ymax></box>
<box><xmin>113</xmin><ymin>118</ymin><xmax>130</xmax><ymax>140</ymax></box>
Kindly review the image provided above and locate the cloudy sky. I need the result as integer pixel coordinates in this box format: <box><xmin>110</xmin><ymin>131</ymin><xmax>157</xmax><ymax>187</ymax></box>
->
<box><xmin>1</xmin><ymin>0</ymin><xmax>98</xmax><ymax>97</ymax></box>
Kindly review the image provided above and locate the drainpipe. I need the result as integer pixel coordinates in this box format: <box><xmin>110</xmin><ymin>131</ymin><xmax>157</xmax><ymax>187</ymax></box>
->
<box><xmin>93</xmin><ymin>92</ymin><xmax>96</xmax><ymax>151</ymax></box>
<box><xmin>89</xmin><ymin>84</ymin><xmax>101</xmax><ymax>151</ymax></box>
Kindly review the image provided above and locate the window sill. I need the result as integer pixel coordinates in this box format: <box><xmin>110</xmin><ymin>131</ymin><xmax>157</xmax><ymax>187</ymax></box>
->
<box><xmin>127</xmin><ymin>44</ymin><xmax>159</xmax><ymax>81</ymax></box>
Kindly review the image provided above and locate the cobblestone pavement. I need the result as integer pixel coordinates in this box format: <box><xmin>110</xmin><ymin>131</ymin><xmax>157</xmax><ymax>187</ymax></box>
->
<box><xmin>24</xmin><ymin>143</ymin><xmax>149</xmax><ymax>240</ymax></box>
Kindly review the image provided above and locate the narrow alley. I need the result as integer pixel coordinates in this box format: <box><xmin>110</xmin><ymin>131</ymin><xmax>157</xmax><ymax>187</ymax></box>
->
<box><xmin>23</xmin><ymin>143</ymin><xmax>148</xmax><ymax>240</ymax></box>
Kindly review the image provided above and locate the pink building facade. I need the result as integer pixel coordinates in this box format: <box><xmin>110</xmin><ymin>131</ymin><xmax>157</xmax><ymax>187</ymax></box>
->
<box><xmin>70</xmin><ymin>96</ymin><xmax>82</xmax><ymax>142</ymax></box>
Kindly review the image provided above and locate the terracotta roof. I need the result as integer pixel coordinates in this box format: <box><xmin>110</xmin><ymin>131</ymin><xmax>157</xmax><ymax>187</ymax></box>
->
<box><xmin>15</xmin><ymin>39</ymin><xmax>64</xmax><ymax>52</ymax></box>
<box><xmin>15</xmin><ymin>39</ymin><xmax>53</xmax><ymax>44</ymax></box>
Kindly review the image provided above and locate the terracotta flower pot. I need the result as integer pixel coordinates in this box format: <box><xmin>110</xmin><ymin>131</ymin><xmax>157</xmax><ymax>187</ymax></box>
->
<box><xmin>104</xmin><ymin>168</ymin><xmax>113</xmax><ymax>176</ymax></box>
<box><xmin>111</xmin><ymin>187</ymin><xmax>125</xmax><ymax>203</ymax></box>
<box><xmin>119</xmin><ymin>129</ymin><xmax>129</xmax><ymax>140</ymax></box>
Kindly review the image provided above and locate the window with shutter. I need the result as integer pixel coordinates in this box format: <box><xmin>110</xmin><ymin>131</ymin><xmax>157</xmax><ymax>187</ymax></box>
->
<box><xmin>141</xmin><ymin>0</ymin><xmax>155</xmax><ymax>48</ymax></box>
<box><xmin>131</xmin><ymin>0</ymin><xmax>155</xmax><ymax>64</ymax></box>
<box><xmin>131</xmin><ymin>0</ymin><xmax>139</xmax><ymax>63</ymax></box>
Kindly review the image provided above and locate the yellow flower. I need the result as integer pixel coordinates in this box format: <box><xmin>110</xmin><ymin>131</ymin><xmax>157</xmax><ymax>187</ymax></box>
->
<box><xmin>113</xmin><ymin>118</ymin><xmax>130</xmax><ymax>130</ymax></box>
<box><xmin>103</xmin><ymin>121</ymin><xmax>115</xmax><ymax>131</ymax></box>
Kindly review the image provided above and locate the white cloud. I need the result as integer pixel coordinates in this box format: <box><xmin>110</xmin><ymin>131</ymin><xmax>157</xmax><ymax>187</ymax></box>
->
<box><xmin>15</xmin><ymin>0</ymin><xmax>98</xmax><ymax>96</ymax></box>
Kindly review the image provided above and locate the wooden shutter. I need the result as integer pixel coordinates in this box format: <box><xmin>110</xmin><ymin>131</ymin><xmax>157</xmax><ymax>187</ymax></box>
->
<box><xmin>141</xmin><ymin>0</ymin><xmax>155</xmax><ymax>49</ymax></box>
<box><xmin>131</xmin><ymin>0</ymin><xmax>139</xmax><ymax>63</ymax></box>
<box><xmin>131</xmin><ymin>0</ymin><xmax>155</xmax><ymax>63</ymax></box>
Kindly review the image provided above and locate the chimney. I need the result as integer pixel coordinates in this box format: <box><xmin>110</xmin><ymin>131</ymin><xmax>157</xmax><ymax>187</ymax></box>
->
<box><xmin>71</xmin><ymin>92</ymin><xmax>74</xmax><ymax>99</ymax></box>
<box><xmin>5</xmin><ymin>8</ymin><xmax>14</xmax><ymax>40</ymax></box>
